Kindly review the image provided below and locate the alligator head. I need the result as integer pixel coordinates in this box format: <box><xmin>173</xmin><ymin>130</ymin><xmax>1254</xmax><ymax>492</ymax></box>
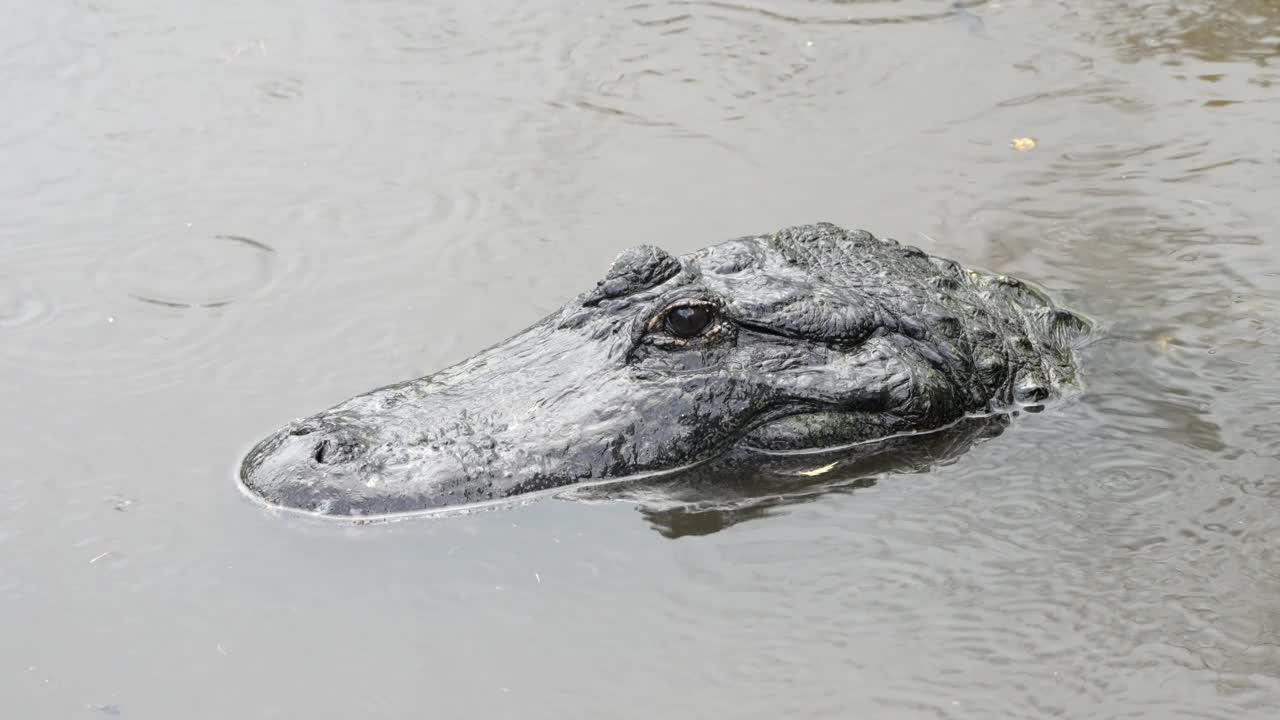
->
<box><xmin>240</xmin><ymin>223</ymin><xmax>1090</xmax><ymax>517</ymax></box>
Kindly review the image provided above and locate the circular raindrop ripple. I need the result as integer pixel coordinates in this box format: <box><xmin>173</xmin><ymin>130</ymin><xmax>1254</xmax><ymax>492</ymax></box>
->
<box><xmin>0</xmin><ymin>233</ymin><xmax>287</xmax><ymax>392</ymax></box>
<box><xmin>103</xmin><ymin>234</ymin><xmax>278</xmax><ymax>309</ymax></box>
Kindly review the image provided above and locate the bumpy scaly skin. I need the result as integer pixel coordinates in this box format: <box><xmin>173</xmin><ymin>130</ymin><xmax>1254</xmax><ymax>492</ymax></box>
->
<box><xmin>241</xmin><ymin>223</ymin><xmax>1090</xmax><ymax>516</ymax></box>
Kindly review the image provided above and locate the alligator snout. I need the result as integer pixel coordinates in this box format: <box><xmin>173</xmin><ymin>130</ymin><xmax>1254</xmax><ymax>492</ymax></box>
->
<box><xmin>241</xmin><ymin>421</ymin><xmax>396</xmax><ymax>515</ymax></box>
<box><xmin>240</xmin><ymin>375</ymin><xmax>563</xmax><ymax>517</ymax></box>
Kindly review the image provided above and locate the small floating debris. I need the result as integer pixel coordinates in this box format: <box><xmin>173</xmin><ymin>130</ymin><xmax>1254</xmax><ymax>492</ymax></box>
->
<box><xmin>796</xmin><ymin>461</ymin><xmax>839</xmax><ymax>477</ymax></box>
<box><xmin>107</xmin><ymin>494</ymin><xmax>133</xmax><ymax>512</ymax></box>
<box><xmin>1010</xmin><ymin>137</ymin><xmax>1037</xmax><ymax>152</ymax></box>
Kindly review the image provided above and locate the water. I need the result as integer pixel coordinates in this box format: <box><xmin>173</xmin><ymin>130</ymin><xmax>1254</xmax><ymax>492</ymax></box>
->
<box><xmin>3</xmin><ymin>0</ymin><xmax>1279</xmax><ymax>717</ymax></box>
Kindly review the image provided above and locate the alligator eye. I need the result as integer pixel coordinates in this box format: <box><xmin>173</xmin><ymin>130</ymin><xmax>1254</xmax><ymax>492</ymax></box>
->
<box><xmin>664</xmin><ymin>304</ymin><xmax>714</xmax><ymax>338</ymax></box>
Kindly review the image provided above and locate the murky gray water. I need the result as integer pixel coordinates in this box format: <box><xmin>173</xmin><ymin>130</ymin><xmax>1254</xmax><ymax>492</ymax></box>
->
<box><xmin>4</xmin><ymin>1</ymin><xmax>1280</xmax><ymax>717</ymax></box>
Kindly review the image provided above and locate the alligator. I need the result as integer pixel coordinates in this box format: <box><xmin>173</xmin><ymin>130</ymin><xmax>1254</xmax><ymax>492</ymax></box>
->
<box><xmin>240</xmin><ymin>223</ymin><xmax>1090</xmax><ymax>518</ymax></box>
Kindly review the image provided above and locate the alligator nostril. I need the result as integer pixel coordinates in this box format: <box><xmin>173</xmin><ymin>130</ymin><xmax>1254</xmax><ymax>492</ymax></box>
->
<box><xmin>312</xmin><ymin>439</ymin><xmax>331</xmax><ymax>464</ymax></box>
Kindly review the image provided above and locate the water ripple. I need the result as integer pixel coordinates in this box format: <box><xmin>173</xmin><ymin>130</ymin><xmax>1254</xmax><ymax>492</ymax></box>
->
<box><xmin>99</xmin><ymin>234</ymin><xmax>279</xmax><ymax>309</ymax></box>
<box><xmin>1098</xmin><ymin>0</ymin><xmax>1280</xmax><ymax>65</ymax></box>
<box><xmin>670</xmin><ymin>0</ymin><xmax>991</xmax><ymax>27</ymax></box>
<box><xmin>0</xmin><ymin>278</ymin><xmax>51</xmax><ymax>330</ymax></box>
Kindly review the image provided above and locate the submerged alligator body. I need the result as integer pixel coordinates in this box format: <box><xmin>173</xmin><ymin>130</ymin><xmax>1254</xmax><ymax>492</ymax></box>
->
<box><xmin>241</xmin><ymin>223</ymin><xmax>1090</xmax><ymax>517</ymax></box>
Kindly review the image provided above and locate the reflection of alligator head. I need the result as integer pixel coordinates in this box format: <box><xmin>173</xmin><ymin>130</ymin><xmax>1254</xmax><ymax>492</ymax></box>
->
<box><xmin>240</xmin><ymin>223</ymin><xmax>1090</xmax><ymax>518</ymax></box>
<box><xmin>570</xmin><ymin>414</ymin><xmax>1010</xmax><ymax>538</ymax></box>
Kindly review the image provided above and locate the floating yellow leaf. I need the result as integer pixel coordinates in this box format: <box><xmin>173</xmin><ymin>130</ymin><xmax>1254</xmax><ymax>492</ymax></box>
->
<box><xmin>1010</xmin><ymin>137</ymin><xmax>1037</xmax><ymax>151</ymax></box>
<box><xmin>797</xmin><ymin>461</ymin><xmax>839</xmax><ymax>477</ymax></box>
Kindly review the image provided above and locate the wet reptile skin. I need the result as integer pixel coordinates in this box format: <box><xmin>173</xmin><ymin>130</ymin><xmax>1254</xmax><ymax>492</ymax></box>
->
<box><xmin>240</xmin><ymin>223</ymin><xmax>1091</xmax><ymax>517</ymax></box>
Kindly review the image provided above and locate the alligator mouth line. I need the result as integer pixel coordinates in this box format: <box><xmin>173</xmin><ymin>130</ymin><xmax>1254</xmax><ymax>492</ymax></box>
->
<box><xmin>739</xmin><ymin>410</ymin><xmax>1003</xmax><ymax>457</ymax></box>
<box><xmin>235</xmin><ymin>396</ymin><xmax>972</xmax><ymax>522</ymax></box>
<box><xmin>233</xmin><ymin>411</ymin><xmax>995</xmax><ymax>523</ymax></box>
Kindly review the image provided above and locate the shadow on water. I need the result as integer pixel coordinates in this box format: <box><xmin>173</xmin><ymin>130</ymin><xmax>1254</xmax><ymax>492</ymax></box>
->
<box><xmin>568</xmin><ymin>413</ymin><xmax>1012</xmax><ymax>538</ymax></box>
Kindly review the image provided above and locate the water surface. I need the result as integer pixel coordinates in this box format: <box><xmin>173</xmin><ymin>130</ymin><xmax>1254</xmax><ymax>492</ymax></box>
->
<box><xmin>4</xmin><ymin>1</ymin><xmax>1280</xmax><ymax>718</ymax></box>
